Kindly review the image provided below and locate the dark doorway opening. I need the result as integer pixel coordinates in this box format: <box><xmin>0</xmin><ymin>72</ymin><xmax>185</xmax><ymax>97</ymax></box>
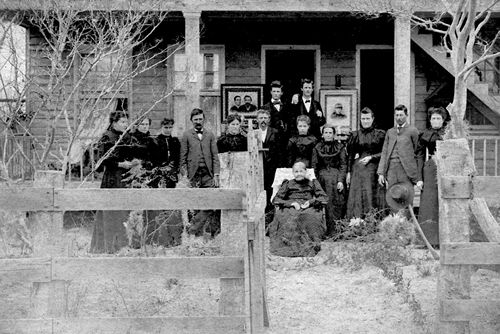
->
<box><xmin>360</xmin><ymin>49</ymin><xmax>394</xmax><ymax>131</ymax></box>
<box><xmin>265</xmin><ymin>50</ymin><xmax>316</xmax><ymax>104</ymax></box>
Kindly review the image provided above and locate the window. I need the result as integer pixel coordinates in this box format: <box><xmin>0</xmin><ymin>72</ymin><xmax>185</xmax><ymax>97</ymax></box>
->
<box><xmin>172</xmin><ymin>45</ymin><xmax>224</xmax><ymax>91</ymax></box>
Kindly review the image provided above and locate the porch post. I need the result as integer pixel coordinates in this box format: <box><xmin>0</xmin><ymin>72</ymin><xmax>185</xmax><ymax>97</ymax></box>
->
<box><xmin>394</xmin><ymin>15</ymin><xmax>412</xmax><ymax>121</ymax></box>
<box><xmin>183</xmin><ymin>11</ymin><xmax>202</xmax><ymax>130</ymax></box>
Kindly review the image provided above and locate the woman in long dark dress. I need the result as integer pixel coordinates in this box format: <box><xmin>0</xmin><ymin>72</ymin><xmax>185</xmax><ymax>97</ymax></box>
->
<box><xmin>346</xmin><ymin>107</ymin><xmax>386</xmax><ymax>218</ymax></box>
<box><xmin>287</xmin><ymin>115</ymin><xmax>317</xmax><ymax>167</ymax></box>
<box><xmin>269</xmin><ymin>161</ymin><xmax>328</xmax><ymax>257</ymax></box>
<box><xmin>90</xmin><ymin>111</ymin><xmax>139</xmax><ymax>253</ymax></box>
<box><xmin>312</xmin><ymin>124</ymin><xmax>347</xmax><ymax>237</ymax></box>
<box><xmin>217</xmin><ymin>114</ymin><xmax>247</xmax><ymax>153</ymax></box>
<box><xmin>416</xmin><ymin>107</ymin><xmax>447</xmax><ymax>246</ymax></box>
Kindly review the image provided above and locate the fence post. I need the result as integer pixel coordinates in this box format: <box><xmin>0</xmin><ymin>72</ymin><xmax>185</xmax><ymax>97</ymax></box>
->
<box><xmin>436</xmin><ymin>139</ymin><xmax>475</xmax><ymax>334</ymax></box>
<box><xmin>30</xmin><ymin>170</ymin><xmax>68</xmax><ymax>318</ymax></box>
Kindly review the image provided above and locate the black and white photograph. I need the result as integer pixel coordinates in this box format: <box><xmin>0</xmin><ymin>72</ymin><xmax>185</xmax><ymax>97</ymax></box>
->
<box><xmin>0</xmin><ymin>1</ymin><xmax>500</xmax><ymax>333</ymax></box>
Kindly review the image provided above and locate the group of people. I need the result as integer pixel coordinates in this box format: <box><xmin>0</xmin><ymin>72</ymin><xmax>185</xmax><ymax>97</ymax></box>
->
<box><xmin>90</xmin><ymin>78</ymin><xmax>447</xmax><ymax>259</ymax></box>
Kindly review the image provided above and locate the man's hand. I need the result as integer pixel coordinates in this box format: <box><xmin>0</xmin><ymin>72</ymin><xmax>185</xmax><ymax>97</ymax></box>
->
<box><xmin>416</xmin><ymin>180</ymin><xmax>423</xmax><ymax>190</ymax></box>
<box><xmin>291</xmin><ymin>94</ymin><xmax>299</xmax><ymax>104</ymax></box>
<box><xmin>359</xmin><ymin>156</ymin><xmax>372</xmax><ymax>165</ymax></box>
<box><xmin>214</xmin><ymin>174</ymin><xmax>220</xmax><ymax>188</ymax></box>
<box><xmin>346</xmin><ymin>173</ymin><xmax>351</xmax><ymax>186</ymax></box>
<box><xmin>316</xmin><ymin>110</ymin><xmax>323</xmax><ymax>118</ymax></box>
<box><xmin>291</xmin><ymin>202</ymin><xmax>301</xmax><ymax>210</ymax></box>
<box><xmin>378</xmin><ymin>174</ymin><xmax>386</xmax><ymax>187</ymax></box>
<box><xmin>337</xmin><ymin>182</ymin><xmax>344</xmax><ymax>192</ymax></box>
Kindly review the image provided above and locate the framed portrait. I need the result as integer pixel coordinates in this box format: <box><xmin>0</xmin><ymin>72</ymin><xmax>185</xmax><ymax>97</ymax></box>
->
<box><xmin>221</xmin><ymin>84</ymin><xmax>264</xmax><ymax>122</ymax></box>
<box><xmin>320</xmin><ymin>89</ymin><xmax>358</xmax><ymax>134</ymax></box>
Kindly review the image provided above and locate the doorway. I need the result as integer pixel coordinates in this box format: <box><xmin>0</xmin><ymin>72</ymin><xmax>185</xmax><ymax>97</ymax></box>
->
<box><xmin>262</xmin><ymin>46</ymin><xmax>319</xmax><ymax>103</ymax></box>
<box><xmin>359</xmin><ymin>48</ymin><xmax>394</xmax><ymax>131</ymax></box>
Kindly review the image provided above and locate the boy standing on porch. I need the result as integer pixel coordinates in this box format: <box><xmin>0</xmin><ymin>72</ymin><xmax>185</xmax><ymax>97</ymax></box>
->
<box><xmin>290</xmin><ymin>78</ymin><xmax>325</xmax><ymax>139</ymax></box>
<box><xmin>180</xmin><ymin>108</ymin><xmax>221</xmax><ymax>236</ymax></box>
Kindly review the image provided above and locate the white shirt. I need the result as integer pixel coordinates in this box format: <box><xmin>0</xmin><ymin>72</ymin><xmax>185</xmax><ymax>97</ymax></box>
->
<box><xmin>272</xmin><ymin>100</ymin><xmax>281</xmax><ymax>111</ymax></box>
<box><xmin>302</xmin><ymin>96</ymin><xmax>312</xmax><ymax>112</ymax></box>
<box><xmin>260</xmin><ymin>127</ymin><xmax>268</xmax><ymax>143</ymax></box>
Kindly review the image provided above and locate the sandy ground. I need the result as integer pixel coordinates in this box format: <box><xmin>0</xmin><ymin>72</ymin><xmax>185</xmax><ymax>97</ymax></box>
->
<box><xmin>1</xmin><ymin>224</ymin><xmax>500</xmax><ymax>334</ymax></box>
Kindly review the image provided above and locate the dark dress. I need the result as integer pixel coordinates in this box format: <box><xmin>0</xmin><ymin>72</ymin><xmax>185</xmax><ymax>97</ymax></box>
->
<box><xmin>90</xmin><ymin>128</ymin><xmax>133</xmax><ymax>253</ymax></box>
<box><xmin>312</xmin><ymin>140</ymin><xmax>347</xmax><ymax>236</ymax></box>
<box><xmin>270</xmin><ymin>178</ymin><xmax>328</xmax><ymax>257</ymax></box>
<box><xmin>217</xmin><ymin>133</ymin><xmax>248</xmax><ymax>153</ymax></box>
<box><xmin>287</xmin><ymin>134</ymin><xmax>317</xmax><ymax>168</ymax></box>
<box><xmin>130</xmin><ymin>130</ymin><xmax>155</xmax><ymax>170</ymax></box>
<box><xmin>346</xmin><ymin>126</ymin><xmax>386</xmax><ymax>219</ymax></box>
<box><xmin>144</xmin><ymin>133</ymin><xmax>182</xmax><ymax>247</ymax></box>
<box><xmin>416</xmin><ymin>128</ymin><xmax>444</xmax><ymax>246</ymax></box>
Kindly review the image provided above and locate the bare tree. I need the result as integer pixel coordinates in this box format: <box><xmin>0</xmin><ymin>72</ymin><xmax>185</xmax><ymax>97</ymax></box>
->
<box><xmin>0</xmin><ymin>0</ymin><xmax>185</xmax><ymax>181</ymax></box>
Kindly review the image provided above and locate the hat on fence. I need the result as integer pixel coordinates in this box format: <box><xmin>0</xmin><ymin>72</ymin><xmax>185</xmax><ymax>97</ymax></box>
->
<box><xmin>386</xmin><ymin>182</ymin><xmax>414</xmax><ymax>211</ymax></box>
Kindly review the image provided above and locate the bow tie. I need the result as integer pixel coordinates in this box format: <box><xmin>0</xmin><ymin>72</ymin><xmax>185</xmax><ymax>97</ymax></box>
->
<box><xmin>272</xmin><ymin>100</ymin><xmax>281</xmax><ymax>105</ymax></box>
<box><xmin>304</xmin><ymin>100</ymin><xmax>311</xmax><ymax>103</ymax></box>
<box><xmin>195</xmin><ymin>129</ymin><xmax>203</xmax><ymax>134</ymax></box>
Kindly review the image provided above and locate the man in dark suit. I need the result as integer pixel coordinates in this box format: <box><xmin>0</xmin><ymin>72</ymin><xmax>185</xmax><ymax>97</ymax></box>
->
<box><xmin>256</xmin><ymin>109</ymin><xmax>281</xmax><ymax>216</ymax></box>
<box><xmin>180</xmin><ymin>108</ymin><xmax>221</xmax><ymax>236</ymax></box>
<box><xmin>241</xmin><ymin>95</ymin><xmax>257</xmax><ymax>113</ymax></box>
<box><xmin>377</xmin><ymin>104</ymin><xmax>421</xmax><ymax>191</ymax></box>
<box><xmin>262</xmin><ymin>80</ymin><xmax>292</xmax><ymax>166</ymax></box>
<box><xmin>290</xmin><ymin>78</ymin><xmax>325</xmax><ymax>139</ymax></box>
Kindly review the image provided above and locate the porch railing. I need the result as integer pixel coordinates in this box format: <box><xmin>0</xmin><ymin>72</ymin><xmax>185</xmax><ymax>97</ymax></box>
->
<box><xmin>2</xmin><ymin>135</ymin><xmax>500</xmax><ymax>181</ymax></box>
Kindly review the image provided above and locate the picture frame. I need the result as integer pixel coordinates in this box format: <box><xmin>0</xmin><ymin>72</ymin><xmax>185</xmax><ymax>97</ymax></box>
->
<box><xmin>221</xmin><ymin>84</ymin><xmax>265</xmax><ymax>123</ymax></box>
<box><xmin>320</xmin><ymin>89</ymin><xmax>358</xmax><ymax>135</ymax></box>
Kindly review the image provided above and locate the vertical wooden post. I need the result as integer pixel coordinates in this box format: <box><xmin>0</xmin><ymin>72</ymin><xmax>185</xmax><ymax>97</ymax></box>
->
<box><xmin>183</xmin><ymin>11</ymin><xmax>202</xmax><ymax>131</ymax></box>
<box><xmin>394</xmin><ymin>15</ymin><xmax>412</xmax><ymax>120</ymax></box>
<box><xmin>30</xmin><ymin>170</ymin><xmax>68</xmax><ymax>318</ymax></box>
<box><xmin>436</xmin><ymin>139</ymin><xmax>475</xmax><ymax>334</ymax></box>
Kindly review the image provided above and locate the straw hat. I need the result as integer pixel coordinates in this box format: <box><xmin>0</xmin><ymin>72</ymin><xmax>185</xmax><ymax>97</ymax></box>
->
<box><xmin>386</xmin><ymin>182</ymin><xmax>414</xmax><ymax>211</ymax></box>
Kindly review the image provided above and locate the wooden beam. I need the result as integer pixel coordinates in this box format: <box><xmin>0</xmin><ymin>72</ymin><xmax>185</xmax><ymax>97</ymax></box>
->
<box><xmin>441</xmin><ymin>176</ymin><xmax>472</xmax><ymax>199</ymax></box>
<box><xmin>470</xmin><ymin>198</ymin><xmax>500</xmax><ymax>242</ymax></box>
<box><xmin>54</xmin><ymin>188</ymin><xmax>245</xmax><ymax>210</ymax></box>
<box><xmin>52</xmin><ymin>316</ymin><xmax>246</xmax><ymax>334</ymax></box>
<box><xmin>473</xmin><ymin>176</ymin><xmax>500</xmax><ymax>207</ymax></box>
<box><xmin>0</xmin><ymin>319</ymin><xmax>52</xmax><ymax>334</ymax></box>
<box><xmin>441</xmin><ymin>242</ymin><xmax>500</xmax><ymax>265</ymax></box>
<box><xmin>0</xmin><ymin>187</ymin><xmax>53</xmax><ymax>211</ymax></box>
<box><xmin>441</xmin><ymin>299</ymin><xmax>500</xmax><ymax>321</ymax></box>
<box><xmin>0</xmin><ymin>258</ymin><xmax>51</xmax><ymax>283</ymax></box>
<box><xmin>52</xmin><ymin>256</ymin><xmax>244</xmax><ymax>281</ymax></box>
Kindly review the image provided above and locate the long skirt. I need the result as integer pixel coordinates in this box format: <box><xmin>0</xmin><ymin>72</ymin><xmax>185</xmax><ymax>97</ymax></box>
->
<box><xmin>90</xmin><ymin>210</ymin><xmax>129</xmax><ymax>253</ymax></box>
<box><xmin>418</xmin><ymin>159</ymin><xmax>439</xmax><ymax>245</ymax></box>
<box><xmin>269</xmin><ymin>207</ymin><xmax>326</xmax><ymax>257</ymax></box>
<box><xmin>317</xmin><ymin>168</ymin><xmax>346</xmax><ymax>235</ymax></box>
<box><xmin>346</xmin><ymin>160</ymin><xmax>386</xmax><ymax>219</ymax></box>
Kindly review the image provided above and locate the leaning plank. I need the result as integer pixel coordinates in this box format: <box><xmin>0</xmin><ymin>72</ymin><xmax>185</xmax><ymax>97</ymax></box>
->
<box><xmin>0</xmin><ymin>187</ymin><xmax>53</xmax><ymax>211</ymax></box>
<box><xmin>53</xmin><ymin>316</ymin><xmax>246</xmax><ymax>334</ymax></box>
<box><xmin>54</xmin><ymin>188</ymin><xmax>245</xmax><ymax>210</ymax></box>
<box><xmin>441</xmin><ymin>299</ymin><xmax>500</xmax><ymax>321</ymax></box>
<box><xmin>0</xmin><ymin>319</ymin><xmax>52</xmax><ymax>333</ymax></box>
<box><xmin>473</xmin><ymin>176</ymin><xmax>500</xmax><ymax>207</ymax></box>
<box><xmin>441</xmin><ymin>242</ymin><xmax>500</xmax><ymax>265</ymax></box>
<box><xmin>470</xmin><ymin>198</ymin><xmax>500</xmax><ymax>242</ymax></box>
<box><xmin>52</xmin><ymin>256</ymin><xmax>244</xmax><ymax>281</ymax></box>
<box><xmin>0</xmin><ymin>258</ymin><xmax>51</xmax><ymax>283</ymax></box>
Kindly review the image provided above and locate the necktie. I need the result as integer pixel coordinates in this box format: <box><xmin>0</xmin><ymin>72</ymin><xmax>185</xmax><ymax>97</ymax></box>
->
<box><xmin>397</xmin><ymin>126</ymin><xmax>402</xmax><ymax>134</ymax></box>
<box><xmin>305</xmin><ymin>100</ymin><xmax>311</xmax><ymax>103</ymax></box>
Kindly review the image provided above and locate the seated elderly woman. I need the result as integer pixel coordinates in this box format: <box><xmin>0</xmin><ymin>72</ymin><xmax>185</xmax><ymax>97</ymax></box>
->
<box><xmin>269</xmin><ymin>161</ymin><xmax>328</xmax><ymax>257</ymax></box>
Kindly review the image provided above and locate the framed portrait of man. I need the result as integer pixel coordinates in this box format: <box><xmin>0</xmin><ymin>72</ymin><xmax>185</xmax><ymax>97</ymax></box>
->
<box><xmin>221</xmin><ymin>84</ymin><xmax>264</xmax><ymax>122</ymax></box>
<box><xmin>320</xmin><ymin>89</ymin><xmax>358</xmax><ymax>133</ymax></box>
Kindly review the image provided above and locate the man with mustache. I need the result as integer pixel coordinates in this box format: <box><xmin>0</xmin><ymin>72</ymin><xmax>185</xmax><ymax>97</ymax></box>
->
<box><xmin>180</xmin><ymin>108</ymin><xmax>221</xmax><ymax>236</ymax></box>
<box><xmin>256</xmin><ymin>109</ymin><xmax>281</xmax><ymax>221</ymax></box>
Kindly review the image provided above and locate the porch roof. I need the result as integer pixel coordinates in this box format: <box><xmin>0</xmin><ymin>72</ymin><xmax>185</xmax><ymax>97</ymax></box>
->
<box><xmin>3</xmin><ymin>0</ymin><xmax>500</xmax><ymax>13</ymax></box>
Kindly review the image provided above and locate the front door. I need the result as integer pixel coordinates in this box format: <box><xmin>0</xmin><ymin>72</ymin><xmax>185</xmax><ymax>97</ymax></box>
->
<box><xmin>264</xmin><ymin>49</ymin><xmax>316</xmax><ymax>103</ymax></box>
<box><xmin>360</xmin><ymin>49</ymin><xmax>394</xmax><ymax>131</ymax></box>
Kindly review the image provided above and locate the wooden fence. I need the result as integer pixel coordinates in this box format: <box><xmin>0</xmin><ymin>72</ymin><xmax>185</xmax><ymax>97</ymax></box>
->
<box><xmin>436</xmin><ymin>139</ymin><xmax>500</xmax><ymax>333</ymax></box>
<box><xmin>0</xmin><ymin>129</ymin><xmax>269</xmax><ymax>333</ymax></box>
